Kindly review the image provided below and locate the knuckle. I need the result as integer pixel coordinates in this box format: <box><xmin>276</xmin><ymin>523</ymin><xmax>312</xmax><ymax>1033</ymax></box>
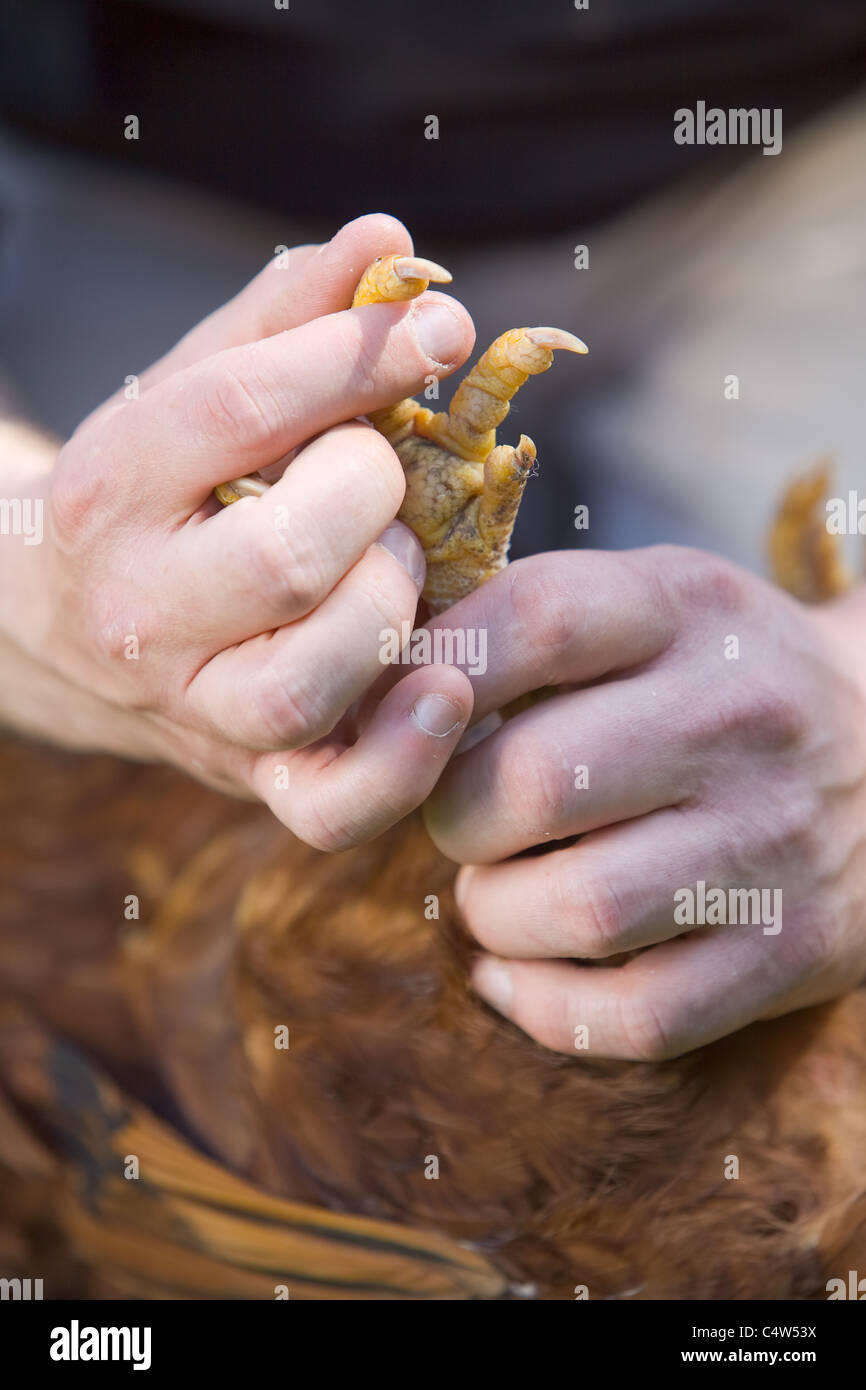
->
<box><xmin>762</xmin><ymin>789</ymin><xmax>822</xmax><ymax>862</ymax></box>
<box><xmin>82</xmin><ymin>583</ymin><xmax>158</xmax><ymax>688</ymax></box>
<box><xmin>695</xmin><ymin>682</ymin><xmax>805</xmax><ymax>753</ymax></box>
<box><xmin>500</xmin><ymin>730</ymin><xmax>570</xmax><ymax>833</ymax></box>
<box><xmin>508</xmin><ymin>559</ymin><xmax>576</xmax><ymax>677</ymax></box>
<box><xmin>627</xmin><ymin>549</ymin><xmax>677</xmax><ymax>642</ymax></box>
<box><xmin>50</xmin><ymin>440</ymin><xmax>112</xmax><ymax>545</ymax></box>
<box><xmin>354</xmin><ymin>560</ymin><xmax>417</xmax><ymax>635</ymax></box>
<box><xmin>568</xmin><ymin>869</ymin><xmax>628</xmax><ymax>958</ymax></box>
<box><xmin>665</xmin><ymin>547</ymin><xmax>747</xmax><ymax>616</ymax></box>
<box><xmin>292</xmin><ymin>798</ymin><xmax>364</xmax><ymax>854</ymax></box>
<box><xmin>197</xmin><ymin>356</ymin><xmax>283</xmax><ymax>450</ymax></box>
<box><xmin>250</xmin><ymin>516</ymin><xmax>323</xmax><ymax>613</ymax></box>
<box><xmin>736</xmin><ymin>685</ymin><xmax>804</xmax><ymax>749</ymax></box>
<box><xmin>248</xmin><ymin>659</ymin><xmax>331</xmax><ymax>749</ymax></box>
<box><xmin>341</xmin><ymin>316</ymin><xmax>385</xmax><ymax>397</ymax></box>
<box><xmin>619</xmin><ymin>989</ymin><xmax>681</xmax><ymax>1062</ymax></box>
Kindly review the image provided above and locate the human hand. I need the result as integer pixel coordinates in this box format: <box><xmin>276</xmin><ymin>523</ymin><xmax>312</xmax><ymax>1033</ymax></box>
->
<box><xmin>0</xmin><ymin>214</ymin><xmax>476</xmax><ymax>847</ymax></box>
<box><xmin>423</xmin><ymin>547</ymin><xmax>866</xmax><ymax>1057</ymax></box>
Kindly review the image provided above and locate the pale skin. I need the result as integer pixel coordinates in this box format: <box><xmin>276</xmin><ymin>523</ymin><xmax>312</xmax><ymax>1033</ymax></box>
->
<box><xmin>3</xmin><ymin>215</ymin><xmax>866</xmax><ymax>1059</ymax></box>
<box><xmin>0</xmin><ymin>214</ymin><xmax>477</xmax><ymax>846</ymax></box>
<box><xmin>422</xmin><ymin>549</ymin><xmax>866</xmax><ymax>1059</ymax></box>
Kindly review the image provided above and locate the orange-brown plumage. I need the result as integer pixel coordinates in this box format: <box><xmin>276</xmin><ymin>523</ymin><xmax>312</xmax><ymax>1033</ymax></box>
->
<box><xmin>1</xmin><ymin>730</ymin><xmax>865</xmax><ymax>1299</ymax></box>
<box><xmin>0</xmin><ymin>253</ymin><xmax>863</xmax><ymax>1300</ymax></box>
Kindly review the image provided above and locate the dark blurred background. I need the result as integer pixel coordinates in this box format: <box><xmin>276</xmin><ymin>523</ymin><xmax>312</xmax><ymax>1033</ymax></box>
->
<box><xmin>2</xmin><ymin>0</ymin><xmax>866</xmax><ymax>563</ymax></box>
<box><xmin>4</xmin><ymin>0</ymin><xmax>866</xmax><ymax>241</ymax></box>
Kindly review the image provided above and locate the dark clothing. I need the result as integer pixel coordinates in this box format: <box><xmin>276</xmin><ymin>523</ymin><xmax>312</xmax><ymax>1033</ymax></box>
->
<box><xmin>2</xmin><ymin>0</ymin><xmax>866</xmax><ymax>243</ymax></box>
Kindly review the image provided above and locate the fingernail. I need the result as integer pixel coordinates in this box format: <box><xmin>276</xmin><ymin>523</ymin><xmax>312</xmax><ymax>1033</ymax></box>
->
<box><xmin>410</xmin><ymin>300</ymin><xmax>465</xmax><ymax>365</ymax></box>
<box><xmin>472</xmin><ymin>957</ymin><xmax>513</xmax><ymax>1018</ymax></box>
<box><xmin>410</xmin><ymin>693</ymin><xmax>463</xmax><ymax>738</ymax></box>
<box><xmin>377</xmin><ymin>522</ymin><xmax>426</xmax><ymax>589</ymax></box>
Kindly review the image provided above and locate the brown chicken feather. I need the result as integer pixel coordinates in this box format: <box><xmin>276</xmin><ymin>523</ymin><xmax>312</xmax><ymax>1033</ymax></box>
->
<box><xmin>1</xmin><ymin>729</ymin><xmax>865</xmax><ymax>1299</ymax></box>
<box><xmin>0</xmin><ymin>257</ymin><xmax>863</xmax><ymax>1299</ymax></box>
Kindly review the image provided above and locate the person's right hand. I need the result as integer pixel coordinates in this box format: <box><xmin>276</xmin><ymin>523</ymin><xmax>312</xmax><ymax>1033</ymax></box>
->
<box><xmin>0</xmin><ymin>214</ymin><xmax>476</xmax><ymax>848</ymax></box>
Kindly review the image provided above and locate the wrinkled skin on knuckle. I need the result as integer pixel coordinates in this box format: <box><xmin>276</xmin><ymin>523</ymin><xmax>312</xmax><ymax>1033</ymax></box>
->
<box><xmin>196</xmin><ymin>355</ymin><xmax>285</xmax><ymax>452</ymax></box>
<box><xmin>292</xmin><ymin>794</ymin><xmax>367</xmax><ymax>854</ymax></box>
<box><xmin>739</xmin><ymin>683</ymin><xmax>805</xmax><ymax>751</ymax></box>
<box><xmin>743</xmin><ymin>785</ymin><xmax>825</xmax><ymax>878</ymax></box>
<box><xmin>251</xmin><ymin>518</ymin><xmax>325</xmax><ymax>614</ymax></box>
<box><xmin>498</xmin><ymin>727</ymin><xmax>571</xmax><ymax>838</ymax></box>
<box><xmin>507</xmin><ymin>557</ymin><xmax>578</xmax><ymax>683</ymax></box>
<box><xmin>76</xmin><ymin>567</ymin><xmax>159</xmax><ymax>680</ymax></box>
<box><xmin>50</xmin><ymin>435</ymin><xmax>118</xmax><ymax>548</ymax></box>
<box><xmin>728</xmin><ymin>678</ymin><xmax>811</xmax><ymax>756</ymax></box>
<box><xmin>685</xmin><ymin>680</ymin><xmax>806</xmax><ymax>762</ymax></box>
<box><xmin>731</xmin><ymin>683</ymin><xmax>805</xmax><ymax>752</ymax></box>
<box><xmin>623</xmin><ymin>548</ymin><xmax>679</xmax><ymax>646</ymax></box>
<box><xmin>336</xmin><ymin>313</ymin><xmax>401</xmax><ymax>399</ymax></box>
<box><xmin>568</xmin><ymin>867</ymin><xmax>629</xmax><ymax>959</ymax></box>
<box><xmin>354</xmin><ymin>563</ymin><xmax>418</xmax><ymax>642</ymax></box>
<box><xmin>663</xmin><ymin>546</ymin><xmax>750</xmax><ymax>619</ymax></box>
<box><xmin>248</xmin><ymin>658</ymin><xmax>333</xmax><ymax>750</ymax></box>
<box><xmin>619</xmin><ymin>986</ymin><xmax>683</xmax><ymax>1062</ymax></box>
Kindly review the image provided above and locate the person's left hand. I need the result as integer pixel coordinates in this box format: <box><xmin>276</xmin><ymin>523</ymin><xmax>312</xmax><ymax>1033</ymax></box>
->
<box><xmin>422</xmin><ymin>546</ymin><xmax>866</xmax><ymax>1058</ymax></box>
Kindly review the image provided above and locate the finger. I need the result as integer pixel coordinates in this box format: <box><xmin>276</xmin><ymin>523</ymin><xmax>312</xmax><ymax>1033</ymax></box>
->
<box><xmin>454</xmin><ymin>805</ymin><xmax>740</xmax><ymax>960</ymax></box>
<box><xmin>166</xmin><ymin>422</ymin><xmax>417</xmax><ymax>648</ymax></box>
<box><xmin>424</xmin><ymin>675</ymin><xmax>692</xmax><ymax>863</ymax></box>
<box><xmin>413</xmin><ymin>550</ymin><xmax>677</xmax><ymax>725</ymax></box>
<box><xmin>185</xmin><ymin>532</ymin><xmax>426</xmax><ymax>749</ymax></box>
<box><xmin>471</xmin><ymin>913</ymin><xmax>796</xmax><ymax>1060</ymax></box>
<box><xmin>120</xmin><ymin>290</ymin><xmax>474</xmax><ymax>517</ymax></box>
<box><xmin>249</xmin><ymin>664</ymin><xmax>474</xmax><ymax>850</ymax></box>
<box><xmin>121</xmin><ymin>214</ymin><xmax>415</xmax><ymax>398</ymax></box>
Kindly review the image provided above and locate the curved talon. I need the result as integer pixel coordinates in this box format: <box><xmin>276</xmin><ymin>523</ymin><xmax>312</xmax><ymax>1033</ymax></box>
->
<box><xmin>394</xmin><ymin>256</ymin><xmax>452</xmax><ymax>286</ymax></box>
<box><xmin>524</xmin><ymin>327</ymin><xmax>588</xmax><ymax>355</ymax></box>
<box><xmin>419</xmin><ymin>326</ymin><xmax>587</xmax><ymax>463</ymax></box>
<box><xmin>768</xmin><ymin>462</ymin><xmax>852</xmax><ymax>602</ymax></box>
<box><xmin>214</xmin><ymin>475</ymin><xmax>270</xmax><ymax>506</ymax></box>
<box><xmin>213</xmin><ymin>254</ymin><xmax>587</xmax><ymax>621</ymax></box>
<box><xmin>354</xmin><ymin>254</ymin><xmax>454</xmax><ymax>441</ymax></box>
<box><xmin>214</xmin><ymin>253</ymin><xmax>455</xmax><ymax>509</ymax></box>
<box><xmin>353</xmin><ymin>252</ymin><xmax>453</xmax><ymax>307</ymax></box>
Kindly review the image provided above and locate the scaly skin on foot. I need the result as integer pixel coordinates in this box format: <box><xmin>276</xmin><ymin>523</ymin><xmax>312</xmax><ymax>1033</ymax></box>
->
<box><xmin>216</xmin><ymin>253</ymin><xmax>587</xmax><ymax>613</ymax></box>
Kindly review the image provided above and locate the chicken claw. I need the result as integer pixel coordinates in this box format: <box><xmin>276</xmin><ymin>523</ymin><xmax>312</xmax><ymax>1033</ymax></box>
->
<box><xmin>768</xmin><ymin>461</ymin><xmax>852</xmax><ymax>602</ymax></box>
<box><xmin>214</xmin><ymin>253</ymin><xmax>587</xmax><ymax>614</ymax></box>
<box><xmin>353</xmin><ymin>253</ymin><xmax>452</xmax><ymax>305</ymax></box>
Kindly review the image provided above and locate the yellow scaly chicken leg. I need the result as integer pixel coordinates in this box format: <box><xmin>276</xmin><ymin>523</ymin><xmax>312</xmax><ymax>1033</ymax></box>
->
<box><xmin>215</xmin><ymin>253</ymin><xmax>586</xmax><ymax>614</ymax></box>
